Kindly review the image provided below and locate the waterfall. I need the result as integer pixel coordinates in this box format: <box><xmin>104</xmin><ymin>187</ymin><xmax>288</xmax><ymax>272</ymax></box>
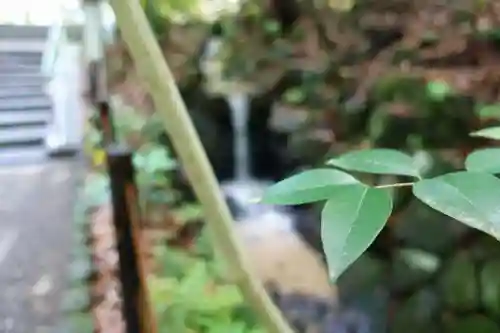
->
<box><xmin>200</xmin><ymin>34</ymin><xmax>293</xmax><ymax>228</ymax></box>
<box><xmin>227</xmin><ymin>92</ymin><xmax>251</xmax><ymax>181</ymax></box>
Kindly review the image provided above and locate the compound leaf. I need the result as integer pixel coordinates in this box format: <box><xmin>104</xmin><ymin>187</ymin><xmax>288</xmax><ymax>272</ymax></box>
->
<box><xmin>413</xmin><ymin>171</ymin><xmax>500</xmax><ymax>240</ymax></box>
<box><xmin>321</xmin><ymin>184</ymin><xmax>392</xmax><ymax>281</ymax></box>
<box><xmin>261</xmin><ymin>169</ymin><xmax>360</xmax><ymax>205</ymax></box>
<box><xmin>327</xmin><ymin>149</ymin><xmax>421</xmax><ymax>178</ymax></box>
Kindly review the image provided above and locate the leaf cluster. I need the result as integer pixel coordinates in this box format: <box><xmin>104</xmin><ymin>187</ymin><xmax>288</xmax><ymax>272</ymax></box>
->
<box><xmin>262</xmin><ymin>128</ymin><xmax>500</xmax><ymax>281</ymax></box>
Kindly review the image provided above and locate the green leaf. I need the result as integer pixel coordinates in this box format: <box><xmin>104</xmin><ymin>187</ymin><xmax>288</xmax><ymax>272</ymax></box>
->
<box><xmin>321</xmin><ymin>184</ymin><xmax>392</xmax><ymax>281</ymax></box>
<box><xmin>426</xmin><ymin>80</ymin><xmax>452</xmax><ymax>100</ymax></box>
<box><xmin>261</xmin><ymin>169</ymin><xmax>360</xmax><ymax>205</ymax></box>
<box><xmin>471</xmin><ymin>126</ymin><xmax>500</xmax><ymax>140</ymax></box>
<box><xmin>283</xmin><ymin>87</ymin><xmax>306</xmax><ymax>105</ymax></box>
<box><xmin>465</xmin><ymin>148</ymin><xmax>500</xmax><ymax>174</ymax></box>
<box><xmin>476</xmin><ymin>103</ymin><xmax>500</xmax><ymax>119</ymax></box>
<box><xmin>327</xmin><ymin>149</ymin><xmax>421</xmax><ymax>178</ymax></box>
<box><xmin>413</xmin><ymin>171</ymin><xmax>500</xmax><ymax>240</ymax></box>
<box><xmin>193</xmin><ymin>284</ymin><xmax>243</xmax><ymax>312</ymax></box>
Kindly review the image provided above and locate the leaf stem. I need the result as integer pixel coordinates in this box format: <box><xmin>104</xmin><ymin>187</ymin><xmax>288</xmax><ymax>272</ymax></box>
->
<box><xmin>107</xmin><ymin>1</ymin><xmax>294</xmax><ymax>332</ymax></box>
<box><xmin>375</xmin><ymin>182</ymin><xmax>414</xmax><ymax>189</ymax></box>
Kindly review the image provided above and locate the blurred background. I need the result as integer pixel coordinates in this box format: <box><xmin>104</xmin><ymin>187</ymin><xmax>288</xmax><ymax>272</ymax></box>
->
<box><xmin>2</xmin><ymin>0</ymin><xmax>500</xmax><ymax>332</ymax></box>
<box><xmin>83</xmin><ymin>0</ymin><xmax>500</xmax><ymax>332</ymax></box>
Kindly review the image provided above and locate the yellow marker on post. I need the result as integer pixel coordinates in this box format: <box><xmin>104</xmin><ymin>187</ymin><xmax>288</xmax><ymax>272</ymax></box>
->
<box><xmin>92</xmin><ymin>148</ymin><xmax>107</xmax><ymax>167</ymax></box>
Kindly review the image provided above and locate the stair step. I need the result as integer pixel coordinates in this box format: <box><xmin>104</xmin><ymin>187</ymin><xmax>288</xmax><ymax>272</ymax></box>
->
<box><xmin>0</xmin><ymin>76</ymin><xmax>45</xmax><ymax>88</ymax></box>
<box><xmin>0</xmin><ymin>64</ymin><xmax>40</xmax><ymax>73</ymax></box>
<box><xmin>0</xmin><ymin>146</ymin><xmax>46</xmax><ymax>165</ymax></box>
<box><xmin>0</xmin><ymin>81</ymin><xmax>44</xmax><ymax>90</ymax></box>
<box><xmin>0</xmin><ymin>126</ymin><xmax>46</xmax><ymax>146</ymax></box>
<box><xmin>0</xmin><ymin>97</ymin><xmax>51</xmax><ymax>110</ymax></box>
<box><xmin>0</xmin><ymin>52</ymin><xmax>42</xmax><ymax>65</ymax></box>
<box><xmin>0</xmin><ymin>110</ymin><xmax>51</xmax><ymax>127</ymax></box>
<box><xmin>0</xmin><ymin>72</ymin><xmax>44</xmax><ymax>79</ymax></box>
<box><xmin>0</xmin><ymin>25</ymin><xmax>48</xmax><ymax>40</ymax></box>
<box><xmin>0</xmin><ymin>88</ymin><xmax>45</xmax><ymax>99</ymax></box>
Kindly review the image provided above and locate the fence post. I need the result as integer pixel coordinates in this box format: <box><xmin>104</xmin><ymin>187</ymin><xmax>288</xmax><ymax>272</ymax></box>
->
<box><xmin>97</xmin><ymin>101</ymin><xmax>115</xmax><ymax>145</ymax></box>
<box><xmin>87</xmin><ymin>59</ymin><xmax>115</xmax><ymax>145</ymax></box>
<box><xmin>107</xmin><ymin>144</ymin><xmax>157</xmax><ymax>333</ymax></box>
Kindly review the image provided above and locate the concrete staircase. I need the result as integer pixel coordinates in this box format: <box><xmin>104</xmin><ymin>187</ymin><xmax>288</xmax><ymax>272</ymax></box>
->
<box><xmin>0</xmin><ymin>25</ymin><xmax>51</xmax><ymax>164</ymax></box>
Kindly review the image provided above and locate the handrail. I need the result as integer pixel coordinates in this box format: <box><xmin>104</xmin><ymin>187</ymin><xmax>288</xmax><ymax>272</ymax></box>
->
<box><xmin>40</xmin><ymin>18</ymin><xmax>67</xmax><ymax>78</ymax></box>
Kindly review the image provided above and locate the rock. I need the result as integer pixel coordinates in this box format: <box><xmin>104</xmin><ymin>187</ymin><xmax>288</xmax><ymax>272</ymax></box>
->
<box><xmin>233</xmin><ymin>213</ymin><xmax>336</xmax><ymax>302</ymax></box>
<box><xmin>440</xmin><ymin>252</ymin><xmax>479</xmax><ymax>312</ymax></box>
<box><xmin>391</xmin><ymin>288</ymin><xmax>440</xmax><ymax>333</ymax></box>
<box><xmin>390</xmin><ymin>248</ymin><xmax>440</xmax><ymax>293</ymax></box>
<box><xmin>480</xmin><ymin>259</ymin><xmax>500</xmax><ymax>317</ymax></box>
<box><xmin>445</xmin><ymin>314</ymin><xmax>500</xmax><ymax>333</ymax></box>
<box><xmin>394</xmin><ymin>200</ymin><xmax>468</xmax><ymax>255</ymax></box>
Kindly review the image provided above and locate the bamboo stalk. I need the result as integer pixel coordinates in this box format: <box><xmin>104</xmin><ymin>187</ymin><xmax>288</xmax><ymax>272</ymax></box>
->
<box><xmin>108</xmin><ymin>1</ymin><xmax>295</xmax><ymax>332</ymax></box>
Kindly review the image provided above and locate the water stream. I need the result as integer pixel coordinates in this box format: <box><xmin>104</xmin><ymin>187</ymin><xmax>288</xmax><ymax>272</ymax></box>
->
<box><xmin>222</xmin><ymin>91</ymin><xmax>294</xmax><ymax>232</ymax></box>
<box><xmin>199</xmin><ymin>34</ymin><xmax>373</xmax><ymax>332</ymax></box>
<box><xmin>227</xmin><ymin>92</ymin><xmax>251</xmax><ymax>181</ymax></box>
<box><xmin>200</xmin><ymin>35</ymin><xmax>295</xmax><ymax>228</ymax></box>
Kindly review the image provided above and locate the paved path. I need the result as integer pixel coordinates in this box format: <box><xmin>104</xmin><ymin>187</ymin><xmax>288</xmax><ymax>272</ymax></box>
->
<box><xmin>0</xmin><ymin>159</ymin><xmax>78</xmax><ymax>333</ymax></box>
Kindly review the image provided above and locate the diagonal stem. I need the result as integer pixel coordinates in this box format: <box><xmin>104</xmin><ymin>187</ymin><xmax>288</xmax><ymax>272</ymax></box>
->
<box><xmin>108</xmin><ymin>1</ymin><xmax>295</xmax><ymax>332</ymax></box>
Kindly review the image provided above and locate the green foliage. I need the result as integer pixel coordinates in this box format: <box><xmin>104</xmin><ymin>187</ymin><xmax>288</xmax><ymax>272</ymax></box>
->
<box><xmin>86</xmin><ymin>98</ymin><xmax>262</xmax><ymax>332</ymax></box>
<box><xmin>260</xmin><ymin>169</ymin><xmax>358</xmax><ymax>205</ymax></box>
<box><xmin>263</xmin><ymin>129</ymin><xmax>500</xmax><ymax>281</ymax></box>
<box><xmin>476</xmin><ymin>103</ymin><xmax>500</xmax><ymax>119</ymax></box>
<box><xmin>85</xmin><ymin>98</ymin><xmax>179</xmax><ymax>207</ymax></box>
<box><xmin>413</xmin><ymin>172</ymin><xmax>500</xmax><ymax>239</ymax></box>
<box><xmin>321</xmin><ymin>184</ymin><xmax>392</xmax><ymax>280</ymax></box>
<box><xmin>133</xmin><ymin>143</ymin><xmax>178</xmax><ymax>205</ymax></box>
<box><xmin>327</xmin><ymin>148</ymin><xmax>421</xmax><ymax>178</ymax></box>
<box><xmin>471</xmin><ymin>127</ymin><xmax>500</xmax><ymax>140</ymax></box>
<box><xmin>465</xmin><ymin>148</ymin><xmax>500</xmax><ymax>174</ymax></box>
<box><xmin>426</xmin><ymin>80</ymin><xmax>453</xmax><ymax>101</ymax></box>
<box><xmin>149</xmin><ymin>235</ymin><xmax>264</xmax><ymax>333</ymax></box>
<box><xmin>141</xmin><ymin>0</ymin><xmax>202</xmax><ymax>24</ymax></box>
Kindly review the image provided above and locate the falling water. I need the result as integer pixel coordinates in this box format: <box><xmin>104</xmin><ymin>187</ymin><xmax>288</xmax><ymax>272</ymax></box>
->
<box><xmin>199</xmin><ymin>32</ymin><xmax>372</xmax><ymax>333</ymax></box>
<box><xmin>200</xmin><ymin>34</ymin><xmax>294</xmax><ymax>228</ymax></box>
<box><xmin>227</xmin><ymin>92</ymin><xmax>251</xmax><ymax>181</ymax></box>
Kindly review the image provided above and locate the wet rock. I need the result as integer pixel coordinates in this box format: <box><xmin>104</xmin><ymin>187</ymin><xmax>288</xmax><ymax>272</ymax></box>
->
<box><xmin>336</xmin><ymin>254</ymin><xmax>389</xmax><ymax>333</ymax></box>
<box><xmin>480</xmin><ymin>259</ymin><xmax>500</xmax><ymax>317</ymax></box>
<box><xmin>391</xmin><ymin>288</ymin><xmax>440</xmax><ymax>333</ymax></box>
<box><xmin>391</xmin><ymin>248</ymin><xmax>440</xmax><ymax>293</ymax></box>
<box><xmin>337</xmin><ymin>254</ymin><xmax>387</xmax><ymax>302</ymax></box>
<box><xmin>394</xmin><ymin>200</ymin><xmax>468</xmax><ymax>255</ymax></box>
<box><xmin>440</xmin><ymin>252</ymin><xmax>478</xmax><ymax>312</ymax></box>
<box><xmin>470</xmin><ymin>234</ymin><xmax>500</xmax><ymax>262</ymax></box>
<box><xmin>272</xmin><ymin>291</ymin><xmax>374</xmax><ymax>333</ymax></box>
<box><xmin>444</xmin><ymin>314</ymin><xmax>500</xmax><ymax>333</ymax></box>
<box><xmin>234</xmin><ymin>212</ymin><xmax>335</xmax><ymax>300</ymax></box>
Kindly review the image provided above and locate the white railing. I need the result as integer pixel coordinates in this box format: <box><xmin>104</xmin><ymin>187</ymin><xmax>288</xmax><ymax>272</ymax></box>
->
<box><xmin>43</xmin><ymin>0</ymin><xmax>116</xmax><ymax>155</ymax></box>
<box><xmin>43</xmin><ymin>5</ymin><xmax>85</xmax><ymax>155</ymax></box>
<box><xmin>41</xmin><ymin>20</ymin><xmax>66</xmax><ymax>78</ymax></box>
